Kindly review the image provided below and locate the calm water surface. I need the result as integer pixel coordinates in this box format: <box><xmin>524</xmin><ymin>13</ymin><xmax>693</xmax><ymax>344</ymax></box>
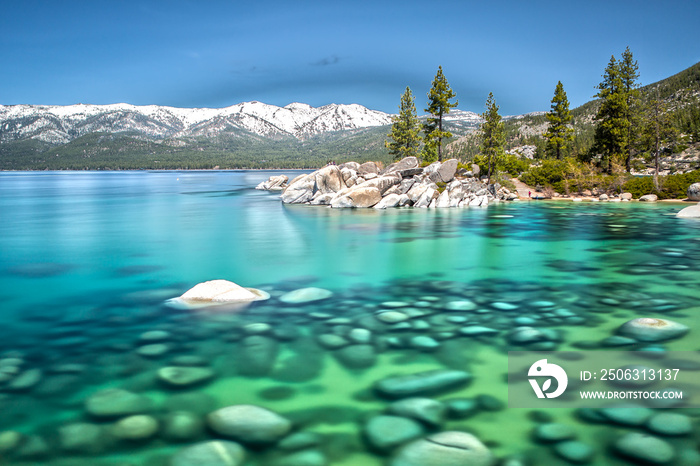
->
<box><xmin>0</xmin><ymin>171</ymin><xmax>699</xmax><ymax>465</ymax></box>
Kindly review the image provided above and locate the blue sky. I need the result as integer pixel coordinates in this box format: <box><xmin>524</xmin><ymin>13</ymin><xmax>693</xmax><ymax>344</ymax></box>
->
<box><xmin>2</xmin><ymin>0</ymin><xmax>699</xmax><ymax>115</ymax></box>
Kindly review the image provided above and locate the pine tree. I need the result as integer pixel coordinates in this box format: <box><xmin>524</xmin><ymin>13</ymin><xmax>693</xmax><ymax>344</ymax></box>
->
<box><xmin>593</xmin><ymin>55</ymin><xmax>629</xmax><ymax>173</ymax></box>
<box><xmin>619</xmin><ymin>46</ymin><xmax>641</xmax><ymax>172</ymax></box>
<box><xmin>423</xmin><ymin>66</ymin><xmax>458</xmax><ymax>162</ymax></box>
<box><xmin>543</xmin><ymin>81</ymin><xmax>574</xmax><ymax>159</ymax></box>
<box><xmin>479</xmin><ymin>92</ymin><xmax>505</xmax><ymax>184</ymax></box>
<box><xmin>642</xmin><ymin>87</ymin><xmax>676</xmax><ymax>189</ymax></box>
<box><xmin>385</xmin><ymin>86</ymin><xmax>421</xmax><ymax>161</ymax></box>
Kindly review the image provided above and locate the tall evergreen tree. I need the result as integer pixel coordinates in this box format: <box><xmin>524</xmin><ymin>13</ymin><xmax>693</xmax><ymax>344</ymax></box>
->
<box><xmin>543</xmin><ymin>81</ymin><xmax>574</xmax><ymax>159</ymax></box>
<box><xmin>479</xmin><ymin>92</ymin><xmax>505</xmax><ymax>184</ymax></box>
<box><xmin>619</xmin><ymin>46</ymin><xmax>641</xmax><ymax>172</ymax></box>
<box><xmin>385</xmin><ymin>86</ymin><xmax>421</xmax><ymax>161</ymax></box>
<box><xmin>642</xmin><ymin>87</ymin><xmax>676</xmax><ymax>189</ymax></box>
<box><xmin>593</xmin><ymin>55</ymin><xmax>629</xmax><ymax>173</ymax></box>
<box><xmin>423</xmin><ymin>66</ymin><xmax>458</xmax><ymax>162</ymax></box>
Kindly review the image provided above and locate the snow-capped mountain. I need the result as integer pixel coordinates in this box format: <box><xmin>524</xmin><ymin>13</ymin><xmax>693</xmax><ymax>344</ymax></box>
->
<box><xmin>0</xmin><ymin>101</ymin><xmax>394</xmax><ymax>144</ymax></box>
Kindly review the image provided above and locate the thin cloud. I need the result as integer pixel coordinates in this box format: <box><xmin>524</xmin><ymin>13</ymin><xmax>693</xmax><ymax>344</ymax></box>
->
<box><xmin>311</xmin><ymin>55</ymin><xmax>341</xmax><ymax>66</ymax></box>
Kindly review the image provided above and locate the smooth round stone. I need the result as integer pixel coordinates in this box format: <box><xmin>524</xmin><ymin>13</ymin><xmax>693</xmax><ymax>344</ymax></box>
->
<box><xmin>162</xmin><ymin>411</ymin><xmax>205</xmax><ymax>441</ymax></box>
<box><xmin>508</xmin><ymin>327</ymin><xmax>547</xmax><ymax>344</ymax></box>
<box><xmin>335</xmin><ymin>344</ymin><xmax>377</xmax><ymax>369</ymax></box>
<box><xmin>459</xmin><ymin>326</ymin><xmax>498</xmax><ymax>337</ymax></box>
<box><xmin>614</xmin><ymin>433</ymin><xmax>675</xmax><ymax>464</ymax></box>
<box><xmin>112</xmin><ymin>415</ymin><xmax>159</xmax><ymax>440</ymax></box>
<box><xmin>533</xmin><ymin>423</ymin><xmax>576</xmax><ymax>442</ymax></box>
<box><xmin>0</xmin><ymin>358</ymin><xmax>23</xmax><ymax>368</ymax></box>
<box><xmin>600</xmin><ymin>405</ymin><xmax>653</xmax><ymax>426</ymax></box>
<box><xmin>389</xmin><ymin>397</ymin><xmax>446</xmax><ymax>426</ymax></box>
<box><xmin>646</xmin><ymin>412</ymin><xmax>693</xmax><ymax>436</ymax></box>
<box><xmin>0</xmin><ymin>431</ymin><xmax>22</xmax><ymax>452</ymax></box>
<box><xmin>391</xmin><ymin>431</ymin><xmax>493</xmax><ymax>466</ymax></box>
<box><xmin>477</xmin><ymin>394</ymin><xmax>504</xmax><ymax>411</ymax></box>
<box><xmin>617</xmin><ymin>318</ymin><xmax>689</xmax><ymax>342</ymax></box>
<box><xmin>243</xmin><ymin>323</ymin><xmax>271</xmax><ymax>335</ymax></box>
<box><xmin>374</xmin><ymin>370</ymin><xmax>472</xmax><ymax>399</ymax></box>
<box><xmin>491</xmin><ymin>302</ymin><xmax>519</xmax><ymax>311</ymax></box>
<box><xmin>531</xmin><ymin>300</ymin><xmax>556</xmax><ymax>308</ymax></box>
<box><xmin>553</xmin><ymin>440</ymin><xmax>595</xmax><ymax>464</ymax></box>
<box><xmin>364</xmin><ymin>415</ymin><xmax>424</xmax><ymax>451</ymax></box>
<box><xmin>445</xmin><ymin>300</ymin><xmax>477</xmax><ymax>311</ymax></box>
<box><xmin>5</xmin><ymin>368</ymin><xmax>42</xmax><ymax>391</ymax></box>
<box><xmin>410</xmin><ymin>336</ymin><xmax>440</xmax><ymax>350</ymax></box>
<box><xmin>411</xmin><ymin>320</ymin><xmax>431</xmax><ymax>330</ymax></box>
<box><xmin>139</xmin><ymin>330</ymin><xmax>172</xmax><ymax>342</ymax></box>
<box><xmin>278</xmin><ymin>432</ymin><xmax>322</xmax><ymax>451</ymax></box>
<box><xmin>317</xmin><ymin>334</ymin><xmax>349</xmax><ymax>349</ymax></box>
<box><xmin>382</xmin><ymin>301</ymin><xmax>410</xmax><ymax>308</ymax></box>
<box><xmin>207</xmin><ymin>405</ymin><xmax>292</xmax><ymax>444</ymax></box>
<box><xmin>414</xmin><ymin>301</ymin><xmax>432</xmax><ymax>308</ymax></box>
<box><xmin>279</xmin><ymin>287</ymin><xmax>333</xmax><ymax>304</ymax></box>
<box><xmin>377</xmin><ymin>311</ymin><xmax>409</xmax><ymax>323</ymax></box>
<box><xmin>273</xmin><ymin>449</ymin><xmax>326</xmax><ymax>466</ymax></box>
<box><xmin>58</xmin><ymin>423</ymin><xmax>105</xmax><ymax>453</ymax></box>
<box><xmin>514</xmin><ymin>317</ymin><xmax>536</xmax><ymax>325</ymax></box>
<box><xmin>445</xmin><ymin>398</ymin><xmax>479</xmax><ymax>419</ymax></box>
<box><xmin>170</xmin><ymin>440</ymin><xmax>246</xmax><ymax>466</ymax></box>
<box><xmin>137</xmin><ymin>343</ymin><xmax>170</xmax><ymax>358</ymax></box>
<box><xmin>158</xmin><ymin>366</ymin><xmax>215</xmax><ymax>387</ymax></box>
<box><xmin>348</xmin><ymin>328</ymin><xmax>372</xmax><ymax>344</ymax></box>
<box><xmin>85</xmin><ymin>388</ymin><xmax>155</xmax><ymax>418</ymax></box>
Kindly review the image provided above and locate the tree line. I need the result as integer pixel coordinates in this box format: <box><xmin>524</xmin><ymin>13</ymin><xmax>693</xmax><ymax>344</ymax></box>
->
<box><xmin>385</xmin><ymin>50</ymin><xmax>699</xmax><ymax>188</ymax></box>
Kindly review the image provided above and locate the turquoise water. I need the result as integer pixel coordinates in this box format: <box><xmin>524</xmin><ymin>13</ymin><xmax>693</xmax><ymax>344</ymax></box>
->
<box><xmin>0</xmin><ymin>171</ymin><xmax>699</xmax><ymax>465</ymax></box>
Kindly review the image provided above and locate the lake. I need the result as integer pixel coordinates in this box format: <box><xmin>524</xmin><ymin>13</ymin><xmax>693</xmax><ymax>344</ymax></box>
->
<box><xmin>1</xmin><ymin>170</ymin><xmax>699</xmax><ymax>465</ymax></box>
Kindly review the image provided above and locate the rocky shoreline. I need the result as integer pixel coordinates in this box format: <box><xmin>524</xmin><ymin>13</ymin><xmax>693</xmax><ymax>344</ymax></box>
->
<box><xmin>256</xmin><ymin>163</ymin><xmax>700</xmax><ymax>217</ymax></box>
<box><xmin>258</xmin><ymin>157</ymin><xmax>517</xmax><ymax>208</ymax></box>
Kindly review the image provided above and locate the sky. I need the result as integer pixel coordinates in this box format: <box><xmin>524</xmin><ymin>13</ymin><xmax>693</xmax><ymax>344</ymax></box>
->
<box><xmin>1</xmin><ymin>0</ymin><xmax>699</xmax><ymax>116</ymax></box>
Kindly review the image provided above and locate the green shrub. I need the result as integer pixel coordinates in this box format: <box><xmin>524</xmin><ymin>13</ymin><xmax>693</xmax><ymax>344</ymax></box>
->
<box><xmin>622</xmin><ymin>170</ymin><xmax>700</xmax><ymax>199</ymax></box>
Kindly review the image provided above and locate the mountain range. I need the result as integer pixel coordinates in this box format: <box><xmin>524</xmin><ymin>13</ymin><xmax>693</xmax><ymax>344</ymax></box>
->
<box><xmin>1</xmin><ymin>61</ymin><xmax>697</xmax><ymax>170</ymax></box>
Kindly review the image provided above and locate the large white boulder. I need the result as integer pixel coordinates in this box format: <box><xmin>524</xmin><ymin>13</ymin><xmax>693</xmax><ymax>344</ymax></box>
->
<box><xmin>687</xmin><ymin>183</ymin><xmax>700</xmax><ymax>201</ymax></box>
<box><xmin>330</xmin><ymin>186</ymin><xmax>382</xmax><ymax>208</ymax></box>
<box><xmin>677</xmin><ymin>202</ymin><xmax>700</xmax><ymax>218</ymax></box>
<box><xmin>374</xmin><ymin>193</ymin><xmax>402</xmax><ymax>209</ymax></box>
<box><xmin>168</xmin><ymin>280</ymin><xmax>269</xmax><ymax>309</ymax></box>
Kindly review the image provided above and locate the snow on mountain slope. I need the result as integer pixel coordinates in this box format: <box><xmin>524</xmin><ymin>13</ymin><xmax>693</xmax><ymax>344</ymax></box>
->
<box><xmin>0</xmin><ymin>102</ymin><xmax>394</xmax><ymax>144</ymax></box>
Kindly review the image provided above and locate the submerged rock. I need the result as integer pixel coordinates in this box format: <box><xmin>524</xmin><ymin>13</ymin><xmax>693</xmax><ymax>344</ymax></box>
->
<box><xmin>614</xmin><ymin>432</ymin><xmax>674</xmax><ymax>464</ymax></box>
<box><xmin>112</xmin><ymin>415</ymin><xmax>159</xmax><ymax>440</ymax></box>
<box><xmin>85</xmin><ymin>388</ymin><xmax>154</xmax><ymax>418</ymax></box>
<box><xmin>58</xmin><ymin>423</ymin><xmax>106</xmax><ymax>453</ymax></box>
<box><xmin>157</xmin><ymin>366</ymin><xmax>215</xmax><ymax>387</ymax></box>
<box><xmin>553</xmin><ymin>440</ymin><xmax>595</xmax><ymax>464</ymax></box>
<box><xmin>170</xmin><ymin>440</ymin><xmax>246</xmax><ymax>466</ymax></box>
<box><xmin>335</xmin><ymin>344</ymin><xmax>377</xmax><ymax>369</ymax></box>
<box><xmin>207</xmin><ymin>405</ymin><xmax>292</xmax><ymax>444</ymax></box>
<box><xmin>162</xmin><ymin>411</ymin><xmax>205</xmax><ymax>441</ymax></box>
<box><xmin>391</xmin><ymin>431</ymin><xmax>493</xmax><ymax>466</ymax></box>
<box><xmin>374</xmin><ymin>369</ymin><xmax>472</xmax><ymax>398</ymax></box>
<box><xmin>388</xmin><ymin>397</ymin><xmax>447</xmax><ymax>426</ymax></box>
<box><xmin>646</xmin><ymin>412</ymin><xmax>692</xmax><ymax>436</ymax></box>
<box><xmin>617</xmin><ymin>317</ymin><xmax>689</xmax><ymax>342</ymax></box>
<box><xmin>364</xmin><ymin>415</ymin><xmax>424</xmax><ymax>452</ymax></box>
<box><xmin>279</xmin><ymin>287</ymin><xmax>333</xmax><ymax>304</ymax></box>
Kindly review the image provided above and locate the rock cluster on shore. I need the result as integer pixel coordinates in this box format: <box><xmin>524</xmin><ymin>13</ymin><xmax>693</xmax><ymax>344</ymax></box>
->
<box><xmin>270</xmin><ymin>157</ymin><xmax>516</xmax><ymax>208</ymax></box>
